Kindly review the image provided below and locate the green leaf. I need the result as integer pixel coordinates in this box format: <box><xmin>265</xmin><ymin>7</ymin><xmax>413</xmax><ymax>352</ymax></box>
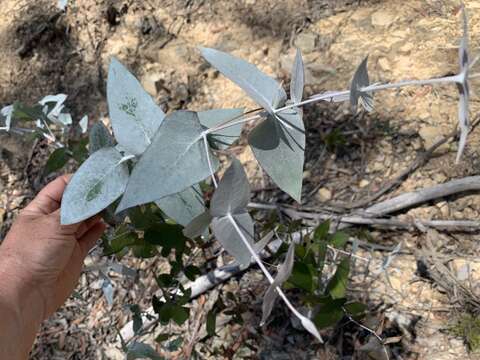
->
<box><xmin>103</xmin><ymin>224</ymin><xmax>137</xmax><ymax>255</ymax></box>
<box><xmin>128</xmin><ymin>304</ymin><xmax>143</xmax><ymax>335</ymax></box>
<box><xmin>89</xmin><ymin>121</ymin><xmax>115</xmax><ymax>154</ymax></box>
<box><xmin>184</xmin><ymin>265</ymin><xmax>201</xmax><ymax>281</ymax></box>
<box><xmin>344</xmin><ymin>302</ymin><xmax>367</xmax><ymax>317</ymax></box>
<box><xmin>326</xmin><ymin>258</ymin><xmax>350</xmax><ymax>299</ymax></box>
<box><xmin>128</xmin><ymin>205</ymin><xmax>163</xmax><ymax>231</ymax></box>
<box><xmin>314</xmin><ymin>298</ymin><xmax>346</xmax><ymax>329</ymax></box>
<box><xmin>155</xmin><ymin>333</ymin><xmax>170</xmax><ymax>344</ymax></box>
<box><xmin>107</xmin><ymin>58</ymin><xmax>166</xmax><ymax>156</ymax></box>
<box><xmin>329</xmin><ymin>231</ymin><xmax>348</xmax><ymax>249</ymax></box>
<box><xmin>248</xmin><ymin>109</ymin><xmax>305</xmax><ymax>202</ymax></box>
<box><xmin>131</xmin><ymin>240</ymin><xmax>157</xmax><ymax>258</ymax></box>
<box><xmin>69</xmin><ymin>137</ymin><xmax>89</xmax><ymax>163</ymax></box>
<box><xmin>12</xmin><ymin>101</ymin><xmax>45</xmax><ymax>121</ymax></box>
<box><xmin>144</xmin><ymin>223</ymin><xmax>186</xmax><ymax>257</ymax></box>
<box><xmin>289</xmin><ymin>261</ymin><xmax>313</xmax><ymax>293</ymax></box>
<box><xmin>158</xmin><ymin>303</ymin><xmax>189</xmax><ymax>326</ymax></box>
<box><xmin>200</xmin><ymin>47</ymin><xmax>286</xmax><ymax>113</ymax></box>
<box><xmin>155</xmin><ymin>185</ymin><xmax>205</xmax><ymax>227</ymax></box>
<box><xmin>206</xmin><ymin>310</ymin><xmax>216</xmax><ymax>337</ymax></box>
<box><xmin>313</xmin><ymin>220</ymin><xmax>330</xmax><ymax>241</ymax></box>
<box><xmin>117</xmin><ymin>111</ymin><xmax>219</xmax><ymax>212</ymax></box>
<box><xmin>198</xmin><ymin>108</ymin><xmax>245</xmax><ymax>150</ymax></box>
<box><xmin>61</xmin><ymin>147</ymin><xmax>129</xmax><ymax>225</ymax></box>
<box><xmin>44</xmin><ymin>148</ymin><xmax>70</xmax><ymax>175</ymax></box>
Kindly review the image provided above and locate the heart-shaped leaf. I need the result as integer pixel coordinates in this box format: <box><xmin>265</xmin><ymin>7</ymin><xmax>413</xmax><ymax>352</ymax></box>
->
<box><xmin>61</xmin><ymin>147</ymin><xmax>129</xmax><ymax>224</ymax></box>
<box><xmin>200</xmin><ymin>47</ymin><xmax>286</xmax><ymax>113</ymax></box>
<box><xmin>261</xmin><ymin>241</ymin><xmax>295</xmax><ymax>324</ymax></box>
<box><xmin>155</xmin><ymin>185</ymin><xmax>205</xmax><ymax>227</ymax></box>
<box><xmin>107</xmin><ymin>57</ymin><xmax>166</xmax><ymax>156</ymax></box>
<box><xmin>183</xmin><ymin>211</ymin><xmax>212</xmax><ymax>239</ymax></box>
<box><xmin>198</xmin><ymin>108</ymin><xmax>244</xmax><ymax>150</ymax></box>
<box><xmin>210</xmin><ymin>158</ymin><xmax>250</xmax><ymax>217</ymax></box>
<box><xmin>89</xmin><ymin>121</ymin><xmax>115</xmax><ymax>154</ymax></box>
<box><xmin>290</xmin><ymin>49</ymin><xmax>304</xmax><ymax>104</ymax></box>
<box><xmin>211</xmin><ymin>212</ymin><xmax>254</xmax><ymax>266</ymax></box>
<box><xmin>350</xmin><ymin>56</ymin><xmax>373</xmax><ymax>113</ymax></box>
<box><xmin>248</xmin><ymin>109</ymin><xmax>305</xmax><ymax>202</ymax></box>
<box><xmin>117</xmin><ymin>111</ymin><xmax>219</xmax><ymax>212</ymax></box>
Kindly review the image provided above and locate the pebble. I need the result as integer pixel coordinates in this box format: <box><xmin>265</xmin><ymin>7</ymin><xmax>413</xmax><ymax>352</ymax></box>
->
<box><xmin>359</xmin><ymin>179</ymin><xmax>370</xmax><ymax>188</ymax></box>
<box><xmin>316</xmin><ymin>187</ymin><xmax>332</xmax><ymax>202</ymax></box>
<box><xmin>294</xmin><ymin>32</ymin><xmax>318</xmax><ymax>53</ymax></box>
<box><xmin>371</xmin><ymin>9</ymin><xmax>396</xmax><ymax>27</ymax></box>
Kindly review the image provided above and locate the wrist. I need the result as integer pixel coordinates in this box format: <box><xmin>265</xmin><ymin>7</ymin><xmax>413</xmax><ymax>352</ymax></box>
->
<box><xmin>0</xmin><ymin>246</ymin><xmax>45</xmax><ymax>358</ymax></box>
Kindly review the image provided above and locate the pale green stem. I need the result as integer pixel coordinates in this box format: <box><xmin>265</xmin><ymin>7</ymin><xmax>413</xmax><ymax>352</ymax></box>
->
<box><xmin>203</xmin><ymin>133</ymin><xmax>218</xmax><ymax>188</ymax></box>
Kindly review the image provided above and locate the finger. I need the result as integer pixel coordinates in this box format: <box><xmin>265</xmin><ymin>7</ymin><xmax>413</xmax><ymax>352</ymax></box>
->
<box><xmin>78</xmin><ymin>222</ymin><xmax>106</xmax><ymax>257</ymax></box>
<box><xmin>75</xmin><ymin>215</ymin><xmax>102</xmax><ymax>239</ymax></box>
<box><xmin>23</xmin><ymin>175</ymin><xmax>72</xmax><ymax>215</ymax></box>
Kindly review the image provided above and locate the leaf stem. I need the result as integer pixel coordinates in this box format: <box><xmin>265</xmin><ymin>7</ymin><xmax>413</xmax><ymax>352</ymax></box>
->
<box><xmin>274</xmin><ymin>90</ymin><xmax>350</xmax><ymax>113</ymax></box>
<box><xmin>203</xmin><ymin>133</ymin><xmax>218</xmax><ymax>188</ymax></box>
<box><xmin>226</xmin><ymin>212</ymin><xmax>323</xmax><ymax>342</ymax></box>
<box><xmin>205</xmin><ymin>113</ymin><xmax>263</xmax><ymax>135</ymax></box>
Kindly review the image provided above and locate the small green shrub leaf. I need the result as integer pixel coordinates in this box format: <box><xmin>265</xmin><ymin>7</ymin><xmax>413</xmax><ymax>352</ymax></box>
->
<box><xmin>89</xmin><ymin>121</ymin><xmax>115</xmax><ymax>154</ymax></box>
<box><xmin>200</xmin><ymin>47</ymin><xmax>286</xmax><ymax>113</ymax></box>
<box><xmin>44</xmin><ymin>147</ymin><xmax>70</xmax><ymax>175</ymax></box>
<box><xmin>61</xmin><ymin>147</ymin><xmax>129</xmax><ymax>225</ymax></box>
<box><xmin>117</xmin><ymin>111</ymin><xmax>219</xmax><ymax>212</ymax></box>
<box><xmin>206</xmin><ymin>310</ymin><xmax>217</xmax><ymax>337</ymax></box>
<box><xmin>326</xmin><ymin>258</ymin><xmax>350</xmax><ymax>299</ymax></box>
<box><xmin>126</xmin><ymin>342</ymin><xmax>164</xmax><ymax>360</ymax></box>
<box><xmin>107</xmin><ymin>57</ymin><xmax>166</xmax><ymax>156</ymax></box>
<box><xmin>248</xmin><ymin>109</ymin><xmax>305</xmax><ymax>201</ymax></box>
<box><xmin>211</xmin><ymin>212</ymin><xmax>254</xmax><ymax>266</ymax></box>
<box><xmin>198</xmin><ymin>108</ymin><xmax>244</xmax><ymax>150</ymax></box>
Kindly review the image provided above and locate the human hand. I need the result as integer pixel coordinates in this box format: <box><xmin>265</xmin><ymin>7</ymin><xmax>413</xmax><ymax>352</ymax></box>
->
<box><xmin>0</xmin><ymin>175</ymin><xmax>106</xmax><ymax>319</ymax></box>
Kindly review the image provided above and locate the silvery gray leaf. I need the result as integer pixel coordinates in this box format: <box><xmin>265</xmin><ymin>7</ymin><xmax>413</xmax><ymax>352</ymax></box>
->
<box><xmin>290</xmin><ymin>49</ymin><xmax>304</xmax><ymax>104</ymax></box>
<box><xmin>198</xmin><ymin>108</ymin><xmax>244</xmax><ymax>150</ymax></box>
<box><xmin>56</xmin><ymin>113</ymin><xmax>72</xmax><ymax>126</ymax></box>
<box><xmin>298</xmin><ymin>314</ymin><xmax>323</xmax><ymax>343</ymax></box>
<box><xmin>183</xmin><ymin>211</ymin><xmax>212</xmax><ymax>239</ymax></box>
<box><xmin>0</xmin><ymin>105</ymin><xmax>13</xmax><ymax>131</ymax></box>
<box><xmin>126</xmin><ymin>342</ymin><xmax>163</xmax><ymax>360</ymax></box>
<box><xmin>456</xmin><ymin>84</ymin><xmax>469</xmax><ymax>163</ymax></box>
<box><xmin>57</xmin><ymin>0</ymin><xmax>68</xmax><ymax>10</ymax></box>
<box><xmin>200</xmin><ymin>47</ymin><xmax>286</xmax><ymax>113</ymax></box>
<box><xmin>39</xmin><ymin>94</ymin><xmax>67</xmax><ymax>121</ymax></box>
<box><xmin>350</xmin><ymin>56</ymin><xmax>374</xmax><ymax>113</ymax></box>
<box><xmin>61</xmin><ymin>147</ymin><xmax>129</xmax><ymax>225</ymax></box>
<box><xmin>107</xmin><ymin>57</ymin><xmax>166</xmax><ymax>156</ymax></box>
<box><xmin>254</xmin><ymin>230</ymin><xmax>274</xmax><ymax>254</ymax></box>
<box><xmin>155</xmin><ymin>185</ymin><xmax>205</xmax><ymax>226</ymax></box>
<box><xmin>79</xmin><ymin>115</ymin><xmax>88</xmax><ymax>134</ymax></box>
<box><xmin>261</xmin><ymin>241</ymin><xmax>295</xmax><ymax>324</ymax></box>
<box><xmin>459</xmin><ymin>5</ymin><xmax>469</xmax><ymax>71</ymax></box>
<box><xmin>100</xmin><ymin>272</ymin><xmax>114</xmax><ymax>306</ymax></box>
<box><xmin>210</xmin><ymin>158</ymin><xmax>250</xmax><ymax>217</ymax></box>
<box><xmin>211</xmin><ymin>212</ymin><xmax>254</xmax><ymax>266</ymax></box>
<box><xmin>117</xmin><ymin>111</ymin><xmax>219</xmax><ymax>212</ymax></box>
<box><xmin>89</xmin><ymin>121</ymin><xmax>115</xmax><ymax>154</ymax></box>
<box><xmin>248</xmin><ymin>109</ymin><xmax>305</xmax><ymax>202</ymax></box>
<box><xmin>108</xmin><ymin>262</ymin><xmax>137</xmax><ymax>279</ymax></box>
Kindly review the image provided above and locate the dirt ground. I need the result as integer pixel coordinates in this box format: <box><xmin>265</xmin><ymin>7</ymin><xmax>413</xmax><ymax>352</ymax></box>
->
<box><xmin>1</xmin><ymin>0</ymin><xmax>480</xmax><ymax>359</ymax></box>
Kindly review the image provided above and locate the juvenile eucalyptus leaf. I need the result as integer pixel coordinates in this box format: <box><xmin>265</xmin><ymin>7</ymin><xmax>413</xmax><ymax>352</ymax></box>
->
<box><xmin>350</xmin><ymin>56</ymin><xmax>373</xmax><ymax>113</ymax></box>
<box><xmin>248</xmin><ymin>109</ymin><xmax>305</xmax><ymax>202</ymax></box>
<box><xmin>79</xmin><ymin>115</ymin><xmax>88</xmax><ymax>134</ymax></box>
<box><xmin>254</xmin><ymin>230</ymin><xmax>274</xmax><ymax>254</ymax></box>
<box><xmin>117</xmin><ymin>111</ymin><xmax>219</xmax><ymax>212</ymax></box>
<box><xmin>298</xmin><ymin>313</ymin><xmax>323</xmax><ymax>343</ymax></box>
<box><xmin>198</xmin><ymin>108</ymin><xmax>245</xmax><ymax>150</ymax></box>
<box><xmin>155</xmin><ymin>185</ymin><xmax>205</xmax><ymax>226</ymax></box>
<box><xmin>0</xmin><ymin>105</ymin><xmax>13</xmax><ymax>131</ymax></box>
<box><xmin>200</xmin><ymin>47</ymin><xmax>286</xmax><ymax>113</ymax></box>
<box><xmin>211</xmin><ymin>212</ymin><xmax>254</xmax><ymax>266</ymax></box>
<box><xmin>261</xmin><ymin>241</ymin><xmax>295</xmax><ymax>325</ymax></box>
<box><xmin>89</xmin><ymin>121</ymin><xmax>115</xmax><ymax>154</ymax></box>
<box><xmin>456</xmin><ymin>6</ymin><xmax>470</xmax><ymax>163</ymax></box>
<box><xmin>183</xmin><ymin>211</ymin><xmax>212</xmax><ymax>239</ymax></box>
<box><xmin>107</xmin><ymin>57</ymin><xmax>166</xmax><ymax>156</ymax></box>
<box><xmin>61</xmin><ymin>147</ymin><xmax>129</xmax><ymax>225</ymax></box>
<box><xmin>210</xmin><ymin>158</ymin><xmax>250</xmax><ymax>217</ymax></box>
<box><xmin>290</xmin><ymin>49</ymin><xmax>304</xmax><ymax>104</ymax></box>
